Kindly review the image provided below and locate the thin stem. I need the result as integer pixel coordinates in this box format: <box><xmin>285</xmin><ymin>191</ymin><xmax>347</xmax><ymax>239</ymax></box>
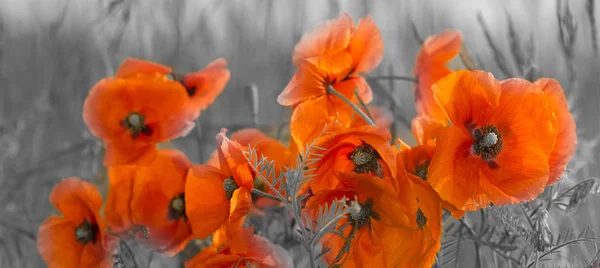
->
<box><xmin>145</xmin><ymin>251</ymin><xmax>154</xmax><ymax>268</ymax></box>
<box><xmin>120</xmin><ymin>240</ymin><xmax>139</xmax><ymax>268</ymax></box>
<box><xmin>459</xmin><ymin>218</ymin><xmax>522</xmax><ymax>265</ymax></box>
<box><xmin>327</xmin><ymin>86</ymin><xmax>375</xmax><ymax>126</ymax></box>
<box><xmin>250</xmin><ymin>188</ymin><xmax>282</xmax><ymax>202</ymax></box>
<box><xmin>367</xmin><ymin>75</ymin><xmax>417</xmax><ymax>82</ymax></box>
<box><xmin>354</xmin><ymin>89</ymin><xmax>375</xmax><ymax>123</ymax></box>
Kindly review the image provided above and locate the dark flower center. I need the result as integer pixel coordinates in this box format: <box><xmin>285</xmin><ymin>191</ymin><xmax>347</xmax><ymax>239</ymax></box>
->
<box><xmin>348</xmin><ymin>199</ymin><xmax>379</xmax><ymax>230</ymax></box>
<box><xmin>223</xmin><ymin>177</ymin><xmax>239</xmax><ymax>200</ymax></box>
<box><xmin>74</xmin><ymin>220</ymin><xmax>99</xmax><ymax>244</ymax></box>
<box><xmin>348</xmin><ymin>142</ymin><xmax>383</xmax><ymax>177</ymax></box>
<box><xmin>414</xmin><ymin>161</ymin><xmax>430</xmax><ymax>181</ymax></box>
<box><xmin>167</xmin><ymin>72</ymin><xmax>197</xmax><ymax>97</ymax></box>
<box><xmin>120</xmin><ymin>112</ymin><xmax>152</xmax><ymax>139</ymax></box>
<box><xmin>416</xmin><ymin>208</ymin><xmax>427</xmax><ymax>230</ymax></box>
<box><xmin>167</xmin><ymin>193</ymin><xmax>187</xmax><ymax>221</ymax></box>
<box><xmin>472</xmin><ymin>125</ymin><xmax>503</xmax><ymax>161</ymax></box>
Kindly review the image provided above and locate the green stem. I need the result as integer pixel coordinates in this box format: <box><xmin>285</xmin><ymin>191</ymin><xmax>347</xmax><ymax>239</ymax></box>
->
<box><xmin>354</xmin><ymin>89</ymin><xmax>375</xmax><ymax>123</ymax></box>
<box><xmin>250</xmin><ymin>188</ymin><xmax>282</xmax><ymax>202</ymax></box>
<box><xmin>327</xmin><ymin>86</ymin><xmax>375</xmax><ymax>126</ymax></box>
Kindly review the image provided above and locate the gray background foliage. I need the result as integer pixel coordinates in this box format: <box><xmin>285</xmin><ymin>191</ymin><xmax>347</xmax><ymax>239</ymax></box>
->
<box><xmin>0</xmin><ymin>0</ymin><xmax>599</xmax><ymax>267</ymax></box>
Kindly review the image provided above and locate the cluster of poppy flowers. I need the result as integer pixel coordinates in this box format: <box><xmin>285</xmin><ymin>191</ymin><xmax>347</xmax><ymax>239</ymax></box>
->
<box><xmin>37</xmin><ymin>12</ymin><xmax>577</xmax><ymax>268</ymax></box>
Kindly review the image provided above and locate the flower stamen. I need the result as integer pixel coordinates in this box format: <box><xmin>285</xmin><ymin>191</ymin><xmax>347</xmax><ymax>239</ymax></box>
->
<box><xmin>472</xmin><ymin>125</ymin><xmax>503</xmax><ymax>161</ymax></box>
<box><xmin>348</xmin><ymin>142</ymin><xmax>383</xmax><ymax>177</ymax></box>
<box><xmin>414</xmin><ymin>161</ymin><xmax>430</xmax><ymax>181</ymax></box>
<box><xmin>120</xmin><ymin>112</ymin><xmax>152</xmax><ymax>139</ymax></box>
<box><xmin>223</xmin><ymin>177</ymin><xmax>239</xmax><ymax>200</ymax></box>
<box><xmin>167</xmin><ymin>193</ymin><xmax>187</xmax><ymax>221</ymax></box>
<box><xmin>74</xmin><ymin>220</ymin><xmax>98</xmax><ymax>244</ymax></box>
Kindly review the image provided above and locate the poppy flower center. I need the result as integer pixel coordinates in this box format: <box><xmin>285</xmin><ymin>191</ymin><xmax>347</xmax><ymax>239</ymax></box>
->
<box><xmin>416</xmin><ymin>208</ymin><xmax>427</xmax><ymax>230</ymax></box>
<box><xmin>223</xmin><ymin>177</ymin><xmax>239</xmax><ymax>200</ymax></box>
<box><xmin>167</xmin><ymin>193</ymin><xmax>187</xmax><ymax>221</ymax></box>
<box><xmin>348</xmin><ymin>199</ymin><xmax>379</xmax><ymax>230</ymax></box>
<box><xmin>74</xmin><ymin>220</ymin><xmax>98</xmax><ymax>244</ymax></box>
<box><xmin>414</xmin><ymin>161</ymin><xmax>430</xmax><ymax>181</ymax></box>
<box><xmin>167</xmin><ymin>72</ymin><xmax>197</xmax><ymax>97</ymax></box>
<box><xmin>473</xmin><ymin>125</ymin><xmax>503</xmax><ymax>161</ymax></box>
<box><xmin>348</xmin><ymin>142</ymin><xmax>383</xmax><ymax>177</ymax></box>
<box><xmin>120</xmin><ymin>112</ymin><xmax>153</xmax><ymax>139</ymax></box>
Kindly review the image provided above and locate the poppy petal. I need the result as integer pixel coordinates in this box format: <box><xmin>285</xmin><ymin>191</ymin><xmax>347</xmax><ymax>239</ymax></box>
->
<box><xmin>49</xmin><ymin>177</ymin><xmax>103</xmax><ymax>225</ymax></box>
<box><xmin>432</xmin><ymin>70</ymin><xmax>500</xmax><ymax>128</ymax></box>
<box><xmin>37</xmin><ymin>217</ymin><xmax>83</xmax><ymax>268</ymax></box>
<box><xmin>536</xmin><ymin>78</ymin><xmax>577</xmax><ymax>185</ymax></box>
<box><xmin>348</xmin><ymin>15</ymin><xmax>384</xmax><ymax>74</ymax></box>
<box><xmin>185</xmin><ymin>164</ymin><xmax>230</xmax><ymax>239</ymax></box>
<box><xmin>115</xmin><ymin>58</ymin><xmax>172</xmax><ymax>78</ymax></box>
<box><xmin>292</xmin><ymin>13</ymin><xmax>354</xmax><ymax>65</ymax></box>
<box><xmin>411</xmin><ymin>113</ymin><xmax>446</xmax><ymax>145</ymax></box>
<box><xmin>182</xmin><ymin>58</ymin><xmax>231</xmax><ymax>119</ymax></box>
<box><xmin>227</xmin><ymin>188</ymin><xmax>254</xmax><ymax>254</ymax></box>
<box><xmin>427</xmin><ymin>126</ymin><xmax>486</xmax><ymax>210</ymax></box>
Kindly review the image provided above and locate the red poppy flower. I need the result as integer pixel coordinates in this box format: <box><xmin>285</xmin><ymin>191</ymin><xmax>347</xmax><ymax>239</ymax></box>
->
<box><xmin>427</xmin><ymin>70</ymin><xmax>557</xmax><ymax>211</ymax></box>
<box><xmin>103</xmin><ymin>149</ymin><xmax>194</xmax><ymax>256</ymax></box>
<box><xmin>37</xmin><ymin>177</ymin><xmax>116</xmax><ymax>268</ymax></box>
<box><xmin>306</xmin><ymin>125</ymin><xmax>397</xmax><ymax>193</ymax></box>
<box><xmin>185</xmin><ymin>129</ymin><xmax>256</xmax><ymax>254</ymax></box>
<box><xmin>414</xmin><ymin>30</ymin><xmax>463</xmax><ymax>123</ymax></box>
<box><xmin>535</xmin><ymin>78</ymin><xmax>577</xmax><ymax>185</ymax></box>
<box><xmin>305</xmin><ymin>172</ymin><xmax>440</xmax><ymax>267</ymax></box>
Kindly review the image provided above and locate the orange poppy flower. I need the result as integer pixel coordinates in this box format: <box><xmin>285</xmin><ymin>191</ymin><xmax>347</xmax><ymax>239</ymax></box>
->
<box><xmin>103</xmin><ymin>149</ymin><xmax>194</xmax><ymax>256</ymax></box>
<box><xmin>414</xmin><ymin>30</ymin><xmax>463</xmax><ymax>123</ymax></box>
<box><xmin>179</xmin><ymin>58</ymin><xmax>231</xmax><ymax>120</ymax></box>
<box><xmin>427</xmin><ymin>70</ymin><xmax>557</xmax><ymax>211</ymax></box>
<box><xmin>37</xmin><ymin>177</ymin><xmax>116</xmax><ymax>268</ymax></box>
<box><xmin>279</xmin><ymin>13</ymin><xmax>383</xmax><ymax>150</ymax></box>
<box><xmin>185</xmin><ymin>129</ymin><xmax>255</xmax><ymax>254</ymax></box>
<box><xmin>227</xmin><ymin>128</ymin><xmax>296</xmax><ymax>208</ymax></box>
<box><xmin>185</xmin><ymin>230</ymin><xmax>293</xmax><ymax>268</ymax></box>
<box><xmin>396</xmin><ymin>141</ymin><xmax>465</xmax><ymax>219</ymax></box>
<box><xmin>305</xmin><ymin>172</ymin><xmax>440</xmax><ymax>267</ymax></box>
<box><xmin>83</xmin><ymin>77</ymin><xmax>189</xmax><ymax>166</ymax></box>
<box><xmin>83</xmin><ymin>58</ymin><xmax>229</xmax><ymax>166</ymax></box>
<box><xmin>535</xmin><ymin>78</ymin><xmax>577</xmax><ymax>185</ymax></box>
<box><xmin>306</xmin><ymin>125</ymin><xmax>397</xmax><ymax>193</ymax></box>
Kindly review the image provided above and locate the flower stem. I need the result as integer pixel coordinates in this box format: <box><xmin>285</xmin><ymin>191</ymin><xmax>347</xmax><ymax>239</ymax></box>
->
<box><xmin>327</xmin><ymin>86</ymin><xmax>375</xmax><ymax>126</ymax></box>
<box><xmin>250</xmin><ymin>188</ymin><xmax>282</xmax><ymax>202</ymax></box>
<box><xmin>367</xmin><ymin>75</ymin><xmax>417</xmax><ymax>82</ymax></box>
<box><xmin>354</xmin><ymin>89</ymin><xmax>375</xmax><ymax>123</ymax></box>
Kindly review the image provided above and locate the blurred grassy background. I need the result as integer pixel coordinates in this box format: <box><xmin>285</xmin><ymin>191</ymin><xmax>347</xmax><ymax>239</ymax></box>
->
<box><xmin>0</xmin><ymin>0</ymin><xmax>599</xmax><ymax>267</ymax></box>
